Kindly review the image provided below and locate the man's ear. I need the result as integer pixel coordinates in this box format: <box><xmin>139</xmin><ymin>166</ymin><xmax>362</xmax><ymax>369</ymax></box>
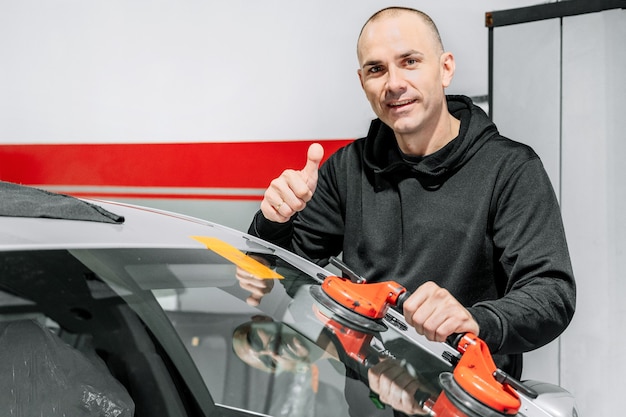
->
<box><xmin>441</xmin><ymin>52</ymin><xmax>455</xmax><ymax>88</ymax></box>
<box><xmin>357</xmin><ymin>68</ymin><xmax>365</xmax><ymax>89</ymax></box>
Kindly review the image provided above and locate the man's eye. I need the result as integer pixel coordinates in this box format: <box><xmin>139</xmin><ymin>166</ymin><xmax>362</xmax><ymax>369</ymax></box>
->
<box><xmin>369</xmin><ymin>66</ymin><xmax>382</xmax><ymax>74</ymax></box>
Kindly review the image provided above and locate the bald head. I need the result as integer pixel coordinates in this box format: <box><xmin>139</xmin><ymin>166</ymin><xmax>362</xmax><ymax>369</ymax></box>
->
<box><xmin>357</xmin><ymin>7</ymin><xmax>444</xmax><ymax>60</ymax></box>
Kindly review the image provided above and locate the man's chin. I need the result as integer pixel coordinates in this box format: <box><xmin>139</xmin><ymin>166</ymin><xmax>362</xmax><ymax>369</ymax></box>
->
<box><xmin>390</xmin><ymin>121</ymin><xmax>419</xmax><ymax>136</ymax></box>
<box><xmin>380</xmin><ymin>112</ymin><xmax>416</xmax><ymax>131</ymax></box>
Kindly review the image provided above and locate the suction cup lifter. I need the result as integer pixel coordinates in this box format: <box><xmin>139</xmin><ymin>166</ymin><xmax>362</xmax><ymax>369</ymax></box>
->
<box><xmin>314</xmin><ymin>258</ymin><xmax>547</xmax><ymax>417</ymax></box>
<box><xmin>431</xmin><ymin>332</ymin><xmax>545</xmax><ymax>417</ymax></box>
<box><xmin>323</xmin><ymin>256</ymin><xmax>410</xmax><ymax>321</ymax></box>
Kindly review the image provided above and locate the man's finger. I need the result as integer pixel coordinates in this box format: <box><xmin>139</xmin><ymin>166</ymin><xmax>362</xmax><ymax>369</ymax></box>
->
<box><xmin>246</xmin><ymin>295</ymin><xmax>262</xmax><ymax>306</ymax></box>
<box><xmin>301</xmin><ymin>143</ymin><xmax>324</xmax><ymax>187</ymax></box>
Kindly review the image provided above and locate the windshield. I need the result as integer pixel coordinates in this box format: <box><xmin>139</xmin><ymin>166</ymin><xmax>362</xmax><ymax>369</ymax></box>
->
<box><xmin>0</xmin><ymin>245</ymin><xmax>452</xmax><ymax>417</ymax></box>
<box><xmin>74</xmin><ymin>246</ymin><xmax>452</xmax><ymax>416</ymax></box>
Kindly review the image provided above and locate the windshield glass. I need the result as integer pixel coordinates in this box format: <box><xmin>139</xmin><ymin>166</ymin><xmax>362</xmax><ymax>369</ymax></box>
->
<box><xmin>0</xmin><ymin>245</ymin><xmax>452</xmax><ymax>417</ymax></box>
<box><xmin>72</xmin><ymin>246</ymin><xmax>452</xmax><ymax>416</ymax></box>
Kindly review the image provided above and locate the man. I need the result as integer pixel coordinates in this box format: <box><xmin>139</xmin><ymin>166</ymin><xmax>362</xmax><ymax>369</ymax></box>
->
<box><xmin>246</xmin><ymin>4</ymin><xmax>575</xmax><ymax>398</ymax></box>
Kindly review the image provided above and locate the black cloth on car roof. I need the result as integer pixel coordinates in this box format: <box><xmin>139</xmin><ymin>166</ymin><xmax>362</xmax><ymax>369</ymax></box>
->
<box><xmin>0</xmin><ymin>181</ymin><xmax>124</xmax><ymax>224</ymax></box>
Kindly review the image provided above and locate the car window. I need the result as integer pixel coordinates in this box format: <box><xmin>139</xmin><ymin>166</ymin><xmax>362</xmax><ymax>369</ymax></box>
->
<box><xmin>78</xmin><ymin>247</ymin><xmax>451</xmax><ymax>416</ymax></box>
<box><xmin>0</xmin><ymin>246</ymin><xmax>452</xmax><ymax>417</ymax></box>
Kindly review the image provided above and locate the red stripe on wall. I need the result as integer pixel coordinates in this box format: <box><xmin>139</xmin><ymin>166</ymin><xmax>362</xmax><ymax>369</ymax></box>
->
<box><xmin>0</xmin><ymin>140</ymin><xmax>353</xmax><ymax>189</ymax></box>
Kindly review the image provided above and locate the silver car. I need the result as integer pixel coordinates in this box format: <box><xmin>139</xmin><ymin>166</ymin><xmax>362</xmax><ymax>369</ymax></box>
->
<box><xmin>0</xmin><ymin>183</ymin><xmax>578</xmax><ymax>417</ymax></box>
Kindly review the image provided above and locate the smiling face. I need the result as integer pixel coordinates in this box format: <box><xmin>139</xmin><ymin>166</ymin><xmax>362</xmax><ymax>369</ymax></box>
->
<box><xmin>357</xmin><ymin>10</ymin><xmax>455</xmax><ymax>151</ymax></box>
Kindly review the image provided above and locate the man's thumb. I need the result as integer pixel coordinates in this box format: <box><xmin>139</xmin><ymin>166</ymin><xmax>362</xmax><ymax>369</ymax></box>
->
<box><xmin>302</xmin><ymin>143</ymin><xmax>324</xmax><ymax>178</ymax></box>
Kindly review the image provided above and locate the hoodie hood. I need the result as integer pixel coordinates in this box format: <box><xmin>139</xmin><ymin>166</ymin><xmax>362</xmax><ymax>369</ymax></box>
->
<box><xmin>363</xmin><ymin>95</ymin><xmax>499</xmax><ymax>182</ymax></box>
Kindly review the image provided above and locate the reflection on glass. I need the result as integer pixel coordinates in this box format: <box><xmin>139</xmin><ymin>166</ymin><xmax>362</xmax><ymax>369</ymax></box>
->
<box><xmin>233</xmin><ymin>315</ymin><xmax>339</xmax><ymax>373</ymax></box>
<box><xmin>232</xmin><ymin>315</ymin><xmax>348</xmax><ymax>417</ymax></box>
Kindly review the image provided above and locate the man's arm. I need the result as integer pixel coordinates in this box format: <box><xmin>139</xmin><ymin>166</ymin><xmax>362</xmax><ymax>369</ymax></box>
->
<box><xmin>247</xmin><ymin>143</ymin><xmax>324</xmax><ymax>248</ymax></box>
<box><xmin>469</xmin><ymin>157</ymin><xmax>576</xmax><ymax>354</ymax></box>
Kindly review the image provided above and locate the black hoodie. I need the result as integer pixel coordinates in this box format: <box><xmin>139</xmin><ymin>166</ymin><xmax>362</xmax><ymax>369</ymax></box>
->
<box><xmin>250</xmin><ymin>95</ymin><xmax>576</xmax><ymax>378</ymax></box>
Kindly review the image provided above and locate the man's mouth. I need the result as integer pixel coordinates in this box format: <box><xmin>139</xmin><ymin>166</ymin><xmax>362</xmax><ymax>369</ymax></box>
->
<box><xmin>387</xmin><ymin>98</ymin><xmax>417</xmax><ymax>109</ymax></box>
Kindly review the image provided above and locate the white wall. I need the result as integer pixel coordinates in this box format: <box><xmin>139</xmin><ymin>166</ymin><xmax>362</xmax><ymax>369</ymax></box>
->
<box><xmin>560</xmin><ymin>10</ymin><xmax>626</xmax><ymax>417</ymax></box>
<box><xmin>0</xmin><ymin>0</ymin><xmax>538</xmax><ymax>144</ymax></box>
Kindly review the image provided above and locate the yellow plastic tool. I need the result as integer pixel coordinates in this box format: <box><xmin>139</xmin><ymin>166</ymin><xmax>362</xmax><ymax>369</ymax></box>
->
<box><xmin>191</xmin><ymin>236</ymin><xmax>283</xmax><ymax>279</ymax></box>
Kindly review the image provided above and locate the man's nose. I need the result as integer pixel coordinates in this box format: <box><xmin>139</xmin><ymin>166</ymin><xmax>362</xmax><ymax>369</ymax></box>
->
<box><xmin>386</xmin><ymin>66</ymin><xmax>407</xmax><ymax>93</ymax></box>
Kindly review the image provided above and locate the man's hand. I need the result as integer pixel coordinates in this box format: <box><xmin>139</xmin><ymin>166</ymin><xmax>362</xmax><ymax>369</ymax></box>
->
<box><xmin>402</xmin><ymin>281</ymin><xmax>479</xmax><ymax>342</ymax></box>
<box><xmin>260</xmin><ymin>143</ymin><xmax>324</xmax><ymax>223</ymax></box>
<box><xmin>235</xmin><ymin>256</ymin><xmax>275</xmax><ymax>306</ymax></box>
<box><xmin>235</xmin><ymin>267</ymin><xmax>275</xmax><ymax>306</ymax></box>
<box><xmin>368</xmin><ymin>359</ymin><xmax>433</xmax><ymax>416</ymax></box>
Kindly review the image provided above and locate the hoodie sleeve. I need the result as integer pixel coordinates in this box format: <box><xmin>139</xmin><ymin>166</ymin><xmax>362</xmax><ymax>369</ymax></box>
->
<box><xmin>468</xmin><ymin>156</ymin><xmax>576</xmax><ymax>355</ymax></box>
<box><xmin>248</xmin><ymin>209</ymin><xmax>295</xmax><ymax>249</ymax></box>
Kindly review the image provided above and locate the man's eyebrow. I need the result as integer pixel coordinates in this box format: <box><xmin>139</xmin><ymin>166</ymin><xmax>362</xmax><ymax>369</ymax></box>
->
<box><xmin>362</xmin><ymin>50</ymin><xmax>425</xmax><ymax>67</ymax></box>
<box><xmin>400</xmin><ymin>50</ymin><xmax>425</xmax><ymax>59</ymax></box>
<box><xmin>362</xmin><ymin>59</ymin><xmax>382</xmax><ymax>67</ymax></box>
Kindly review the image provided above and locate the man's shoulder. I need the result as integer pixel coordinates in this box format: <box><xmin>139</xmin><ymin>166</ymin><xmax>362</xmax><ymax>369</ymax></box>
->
<box><xmin>481</xmin><ymin>133</ymin><xmax>539</xmax><ymax>162</ymax></box>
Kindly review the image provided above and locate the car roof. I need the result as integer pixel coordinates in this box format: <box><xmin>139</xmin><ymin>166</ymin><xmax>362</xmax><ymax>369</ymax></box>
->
<box><xmin>0</xmin><ymin>193</ymin><xmax>331</xmax><ymax>286</ymax></box>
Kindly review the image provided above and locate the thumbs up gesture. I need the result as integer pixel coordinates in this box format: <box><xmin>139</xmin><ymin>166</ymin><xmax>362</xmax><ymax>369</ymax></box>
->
<box><xmin>260</xmin><ymin>143</ymin><xmax>324</xmax><ymax>223</ymax></box>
